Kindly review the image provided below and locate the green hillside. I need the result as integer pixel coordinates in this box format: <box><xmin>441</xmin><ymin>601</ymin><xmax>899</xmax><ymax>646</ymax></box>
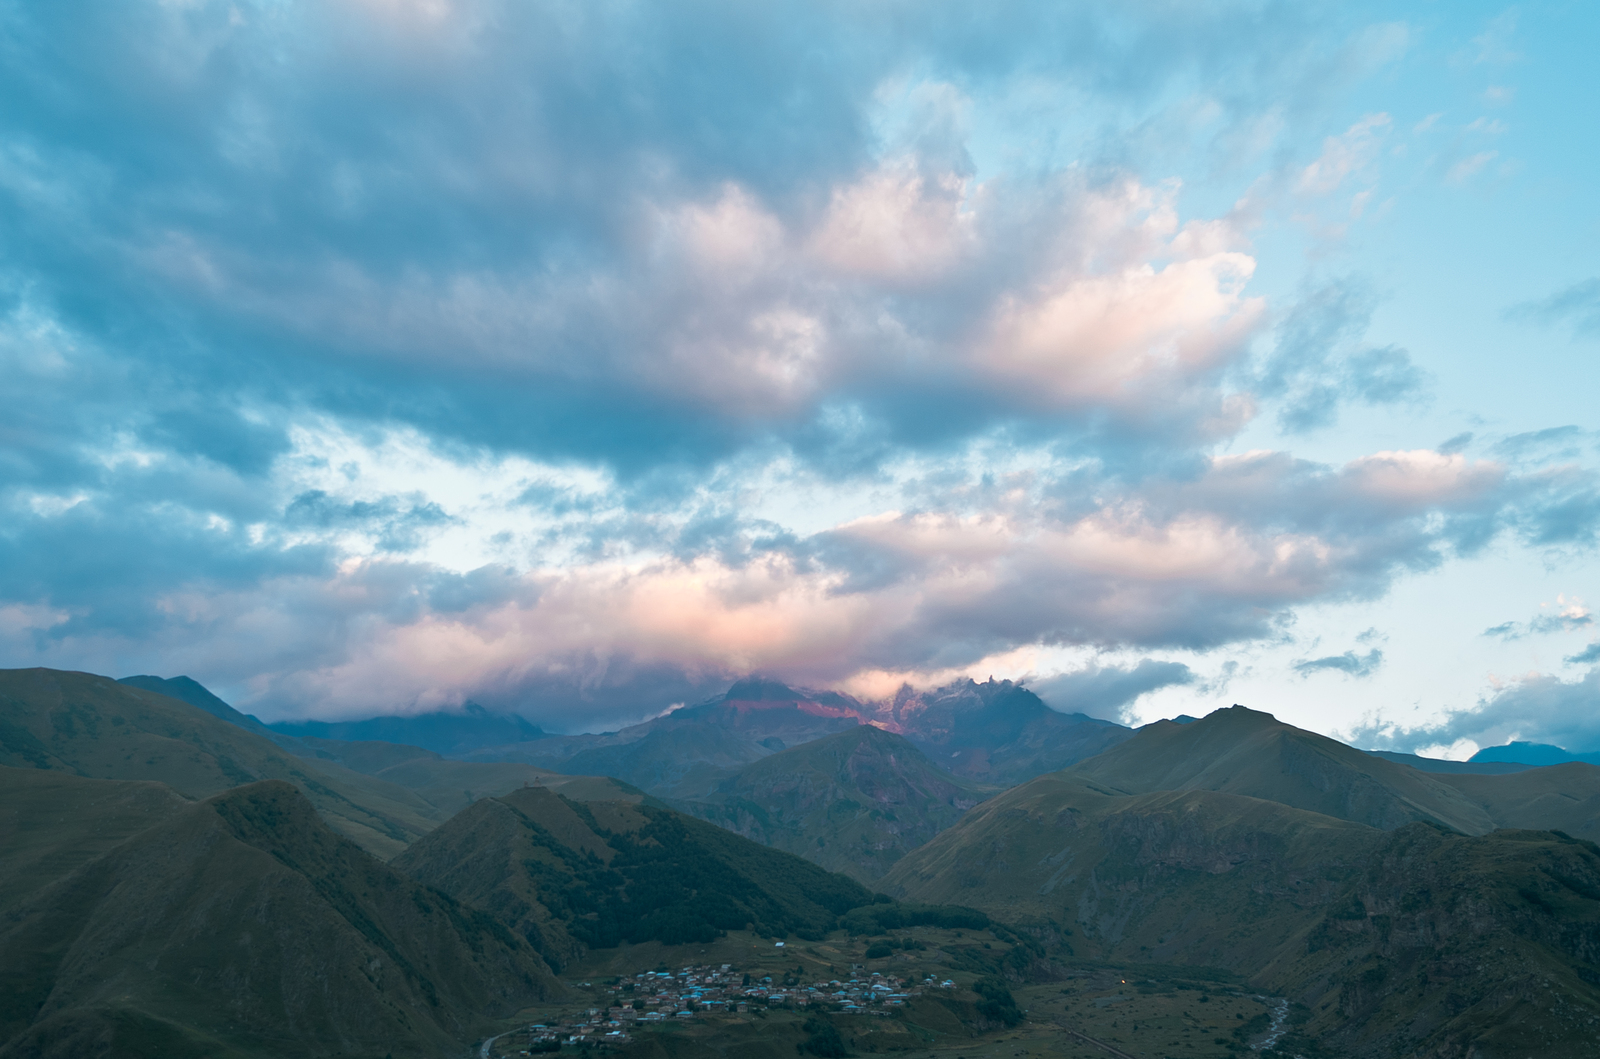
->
<box><xmin>884</xmin><ymin>771</ymin><xmax>1600</xmax><ymax>1058</ymax></box>
<box><xmin>0</xmin><ymin>766</ymin><xmax>188</xmax><ymax>910</ymax></box>
<box><xmin>0</xmin><ymin>668</ymin><xmax>456</xmax><ymax>858</ymax></box>
<box><xmin>0</xmin><ymin>776</ymin><xmax>555</xmax><ymax>1059</ymax></box>
<box><xmin>1068</xmin><ymin>704</ymin><xmax>1499</xmax><ymax>834</ymax></box>
<box><xmin>393</xmin><ymin>786</ymin><xmax>879</xmax><ymax>973</ymax></box>
<box><xmin>292</xmin><ymin>733</ymin><xmax>644</xmax><ymax>816</ymax></box>
<box><xmin>672</xmin><ymin>725</ymin><xmax>997</xmax><ymax>882</ymax></box>
<box><xmin>1435</xmin><ymin>761</ymin><xmax>1600</xmax><ymax>841</ymax></box>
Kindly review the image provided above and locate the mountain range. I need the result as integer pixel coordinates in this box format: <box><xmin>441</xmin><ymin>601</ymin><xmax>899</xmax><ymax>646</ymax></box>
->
<box><xmin>0</xmin><ymin>768</ymin><xmax>555</xmax><ymax>1058</ymax></box>
<box><xmin>391</xmin><ymin>785</ymin><xmax>881</xmax><ymax>972</ymax></box>
<box><xmin>668</xmin><ymin>724</ymin><xmax>998</xmax><ymax>882</ymax></box>
<box><xmin>8</xmin><ymin>665</ymin><xmax>1600</xmax><ymax>1056</ymax></box>
<box><xmin>458</xmin><ymin>675</ymin><xmax>1132</xmax><ymax>795</ymax></box>
<box><xmin>0</xmin><ymin>669</ymin><xmax>631</xmax><ymax>859</ymax></box>
<box><xmin>883</xmin><ymin>713</ymin><xmax>1600</xmax><ymax>1057</ymax></box>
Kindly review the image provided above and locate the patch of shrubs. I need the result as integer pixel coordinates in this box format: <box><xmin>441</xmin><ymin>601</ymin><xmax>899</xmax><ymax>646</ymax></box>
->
<box><xmin>798</xmin><ymin>1015</ymin><xmax>848</xmax><ymax>1057</ymax></box>
<box><xmin>972</xmin><ymin>976</ymin><xmax>1022</xmax><ymax>1027</ymax></box>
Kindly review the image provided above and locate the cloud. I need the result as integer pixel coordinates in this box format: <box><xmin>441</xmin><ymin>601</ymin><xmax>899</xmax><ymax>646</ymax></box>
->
<box><xmin>1254</xmin><ymin>279</ymin><xmax>1427</xmax><ymax>432</ymax></box>
<box><xmin>1293</xmin><ymin>647</ymin><xmax>1382</xmax><ymax>678</ymax></box>
<box><xmin>1028</xmin><ymin>659</ymin><xmax>1195</xmax><ymax>722</ymax></box>
<box><xmin>1482</xmin><ymin>595</ymin><xmax>1593</xmax><ymax>640</ymax></box>
<box><xmin>1564</xmin><ymin>643</ymin><xmax>1600</xmax><ymax>665</ymax></box>
<box><xmin>0</xmin><ymin>2</ymin><xmax>1596</xmax><ymax>730</ymax></box>
<box><xmin>2</xmin><ymin>422</ymin><xmax>1542</xmax><ymax>728</ymax></box>
<box><xmin>1508</xmin><ymin>279</ymin><xmax>1600</xmax><ymax>340</ymax></box>
<box><xmin>1445</xmin><ymin>150</ymin><xmax>1498</xmax><ymax>184</ymax></box>
<box><xmin>1357</xmin><ymin>667</ymin><xmax>1600</xmax><ymax>757</ymax></box>
<box><xmin>1297</xmin><ymin>113</ymin><xmax>1391</xmax><ymax>195</ymax></box>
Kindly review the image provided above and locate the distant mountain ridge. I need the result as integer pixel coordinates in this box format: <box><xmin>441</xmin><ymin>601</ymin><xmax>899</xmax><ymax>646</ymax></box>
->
<box><xmin>1366</xmin><ymin>749</ymin><xmax>1533</xmax><ymax>775</ymax></box>
<box><xmin>670</xmin><ymin>725</ymin><xmax>998</xmax><ymax>882</ymax></box>
<box><xmin>1471</xmin><ymin>740</ymin><xmax>1600</xmax><ymax>767</ymax></box>
<box><xmin>466</xmin><ymin>675</ymin><xmax>1134</xmax><ymax>794</ymax></box>
<box><xmin>0</xmin><ymin>669</ymin><xmax>628</xmax><ymax>859</ymax></box>
<box><xmin>269</xmin><ymin>700</ymin><xmax>547</xmax><ymax>756</ymax></box>
<box><xmin>1066</xmin><ymin>704</ymin><xmax>1503</xmax><ymax>835</ymax></box>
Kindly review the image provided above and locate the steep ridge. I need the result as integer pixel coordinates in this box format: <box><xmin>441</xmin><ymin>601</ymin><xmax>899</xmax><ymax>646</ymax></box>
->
<box><xmin>0</xmin><ymin>668</ymin><xmax>446</xmax><ymax>858</ymax></box>
<box><xmin>116</xmin><ymin>674</ymin><xmax>319</xmax><ymax>757</ymax></box>
<box><xmin>392</xmin><ymin>786</ymin><xmax>877</xmax><ymax>971</ymax></box>
<box><xmin>671</xmin><ymin>725</ymin><xmax>997</xmax><ymax>882</ymax></box>
<box><xmin>0</xmin><ymin>779</ymin><xmax>555</xmax><ymax>1059</ymax></box>
<box><xmin>1068</xmin><ymin>704</ymin><xmax>1498</xmax><ymax>834</ymax></box>
<box><xmin>883</xmin><ymin>772</ymin><xmax>1600</xmax><ymax>1058</ymax></box>
<box><xmin>1435</xmin><ymin>761</ymin><xmax>1600</xmax><ymax>841</ymax></box>
<box><xmin>468</xmin><ymin>676</ymin><xmax>1133</xmax><ymax>794</ymax></box>
<box><xmin>462</xmin><ymin>677</ymin><xmax>867</xmax><ymax>794</ymax></box>
<box><xmin>879</xmin><ymin>678</ymin><xmax>1134</xmax><ymax>785</ymax></box>
<box><xmin>0</xmin><ymin>766</ymin><xmax>188</xmax><ymax>910</ymax></box>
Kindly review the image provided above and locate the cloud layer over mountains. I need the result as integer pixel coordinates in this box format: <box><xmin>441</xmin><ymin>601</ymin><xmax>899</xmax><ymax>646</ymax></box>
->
<box><xmin>3</xmin><ymin>1</ymin><xmax>1599</xmax><ymax>739</ymax></box>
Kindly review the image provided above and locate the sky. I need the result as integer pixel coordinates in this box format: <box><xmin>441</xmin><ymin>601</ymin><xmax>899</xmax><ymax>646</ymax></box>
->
<box><xmin>3</xmin><ymin>1</ymin><xmax>1599</xmax><ymax>753</ymax></box>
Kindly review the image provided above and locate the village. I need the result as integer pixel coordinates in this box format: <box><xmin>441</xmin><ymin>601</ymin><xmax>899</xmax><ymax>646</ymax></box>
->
<box><xmin>516</xmin><ymin>961</ymin><xmax>953</xmax><ymax>1050</ymax></box>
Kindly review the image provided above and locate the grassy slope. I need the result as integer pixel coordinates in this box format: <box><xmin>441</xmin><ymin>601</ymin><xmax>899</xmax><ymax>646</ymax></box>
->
<box><xmin>358</xmin><ymin>756</ymin><xmax>643</xmax><ymax>817</ymax></box>
<box><xmin>671</xmin><ymin>725</ymin><xmax>998</xmax><ymax>882</ymax></box>
<box><xmin>1067</xmin><ymin>705</ymin><xmax>1498</xmax><ymax>834</ymax></box>
<box><xmin>0</xmin><ymin>766</ymin><xmax>188</xmax><ymax>909</ymax></box>
<box><xmin>394</xmin><ymin>787</ymin><xmax>877</xmax><ymax>974</ymax></box>
<box><xmin>1435</xmin><ymin>761</ymin><xmax>1600</xmax><ymax>841</ymax></box>
<box><xmin>884</xmin><ymin>772</ymin><xmax>1600</xmax><ymax>1058</ymax></box>
<box><xmin>0</xmin><ymin>668</ymin><xmax>446</xmax><ymax>858</ymax></box>
<box><xmin>0</xmin><ymin>779</ymin><xmax>556</xmax><ymax>1059</ymax></box>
